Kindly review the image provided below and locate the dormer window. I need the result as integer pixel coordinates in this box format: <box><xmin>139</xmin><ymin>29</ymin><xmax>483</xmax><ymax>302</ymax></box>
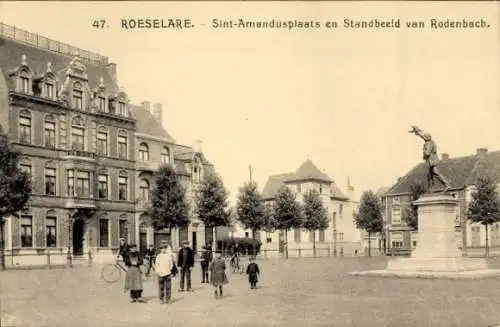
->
<box><xmin>73</xmin><ymin>82</ymin><xmax>83</xmax><ymax>109</ymax></box>
<box><xmin>20</xmin><ymin>71</ymin><xmax>30</xmax><ymax>93</ymax></box>
<box><xmin>46</xmin><ymin>82</ymin><xmax>54</xmax><ymax>99</ymax></box>
<box><xmin>98</xmin><ymin>97</ymin><xmax>106</xmax><ymax>112</ymax></box>
<box><xmin>161</xmin><ymin>147</ymin><xmax>170</xmax><ymax>164</ymax></box>
<box><xmin>118</xmin><ymin>102</ymin><xmax>127</xmax><ymax>116</ymax></box>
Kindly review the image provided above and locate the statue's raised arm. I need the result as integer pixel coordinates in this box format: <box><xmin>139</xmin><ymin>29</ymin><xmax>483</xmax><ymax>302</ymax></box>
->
<box><xmin>408</xmin><ymin>125</ymin><xmax>426</xmax><ymax>140</ymax></box>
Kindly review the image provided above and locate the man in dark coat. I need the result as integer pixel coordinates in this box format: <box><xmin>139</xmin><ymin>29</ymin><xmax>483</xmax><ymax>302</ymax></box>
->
<box><xmin>177</xmin><ymin>240</ymin><xmax>195</xmax><ymax>292</ymax></box>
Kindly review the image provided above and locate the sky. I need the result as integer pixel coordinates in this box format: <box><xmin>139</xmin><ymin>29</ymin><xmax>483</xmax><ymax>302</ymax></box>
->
<box><xmin>1</xmin><ymin>1</ymin><xmax>499</xmax><ymax>204</ymax></box>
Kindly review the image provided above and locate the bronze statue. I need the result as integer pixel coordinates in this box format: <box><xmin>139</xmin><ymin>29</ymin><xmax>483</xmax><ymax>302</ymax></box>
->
<box><xmin>408</xmin><ymin>126</ymin><xmax>450</xmax><ymax>193</ymax></box>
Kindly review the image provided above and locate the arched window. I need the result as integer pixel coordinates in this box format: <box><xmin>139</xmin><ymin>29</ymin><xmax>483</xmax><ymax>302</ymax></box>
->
<box><xmin>139</xmin><ymin>178</ymin><xmax>150</xmax><ymax>200</ymax></box>
<box><xmin>45</xmin><ymin>76</ymin><xmax>54</xmax><ymax>99</ymax></box>
<box><xmin>72</xmin><ymin>82</ymin><xmax>83</xmax><ymax>110</ymax></box>
<box><xmin>20</xmin><ymin>70</ymin><xmax>30</xmax><ymax>93</ymax></box>
<box><xmin>44</xmin><ymin>114</ymin><xmax>56</xmax><ymax>148</ymax></box>
<box><xmin>138</xmin><ymin>143</ymin><xmax>149</xmax><ymax>161</ymax></box>
<box><xmin>46</xmin><ymin>210</ymin><xmax>57</xmax><ymax>247</ymax></box>
<box><xmin>192</xmin><ymin>156</ymin><xmax>202</xmax><ymax>183</ymax></box>
<box><xmin>161</xmin><ymin>147</ymin><xmax>170</xmax><ymax>164</ymax></box>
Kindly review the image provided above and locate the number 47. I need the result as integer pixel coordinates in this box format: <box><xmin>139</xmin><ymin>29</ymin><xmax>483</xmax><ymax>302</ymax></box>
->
<box><xmin>92</xmin><ymin>20</ymin><xmax>106</xmax><ymax>29</ymax></box>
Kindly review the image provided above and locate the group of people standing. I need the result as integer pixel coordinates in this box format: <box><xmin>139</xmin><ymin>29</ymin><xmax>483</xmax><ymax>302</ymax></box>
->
<box><xmin>117</xmin><ymin>238</ymin><xmax>260</xmax><ymax>304</ymax></box>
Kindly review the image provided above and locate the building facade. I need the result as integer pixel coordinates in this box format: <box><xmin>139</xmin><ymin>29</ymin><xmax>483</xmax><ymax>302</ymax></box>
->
<box><xmin>259</xmin><ymin>159</ymin><xmax>362</xmax><ymax>257</ymax></box>
<box><xmin>382</xmin><ymin>148</ymin><xmax>500</xmax><ymax>256</ymax></box>
<box><xmin>0</xmin><ymin>24</ymin><xmax>215</xmax><ymax>267</ymax></box>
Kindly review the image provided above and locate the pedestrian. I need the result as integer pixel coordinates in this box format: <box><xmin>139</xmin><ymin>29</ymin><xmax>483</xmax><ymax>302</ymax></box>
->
<box><xmin>177</xmin><ymin>240</ymin><xmax>195</xmax><ymax>292</ymax></box>
<box><xmin>200</xmin><ymin>244</ymin><xmax>213</xmax><ymax>283</ymax></box>
<box><xmin>210</xmin><ymin>252</ymin><xmax>228</xmax><ymax>298</ymax></box>
<box><xmin>246</xmin><ymin>257</ymin><xmax>260</xmax><ymax>289</ymax></box>
<box><xmin>155</xmin><ymin>241</ymin><xmax>177</xmax><ymax>304</ymax></box>
<box><xmin>145</xmin><ymin>244</ymin><xmax>156</xmax><ymax>276</ymax></box>
<box><xmin>124</xmin><ymin>244</ymin><xmax>145</xmax><ymax>303</ymax></box>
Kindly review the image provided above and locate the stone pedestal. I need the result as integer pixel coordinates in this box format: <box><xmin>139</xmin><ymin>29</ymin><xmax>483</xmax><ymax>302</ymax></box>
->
<box><xmin>350</xmin><ymin>194</ymin><xmax>500</xmax><ymax>279</ymax></box>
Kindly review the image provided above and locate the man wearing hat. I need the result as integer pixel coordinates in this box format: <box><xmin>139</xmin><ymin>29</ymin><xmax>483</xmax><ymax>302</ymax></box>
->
<box><xmin>177</xmin><ymin>240</ymin><xmax>195</xmax><ymax>292</ymax></box>
<box><xmin>155</xmin><ymin>241</ymin><xmax>176</xmax><ymax>304</ymax></box>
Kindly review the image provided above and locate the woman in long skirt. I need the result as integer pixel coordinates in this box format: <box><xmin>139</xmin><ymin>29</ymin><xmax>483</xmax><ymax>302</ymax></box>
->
<box><xmin>210</xmin><ymin>253</ymin><xmax>228</xmax><ymax>298</ymax></box>
<box><xmin>124</xmin><ymin>244</ymin><xmax>145</xmax><ymax>303</ymax></box>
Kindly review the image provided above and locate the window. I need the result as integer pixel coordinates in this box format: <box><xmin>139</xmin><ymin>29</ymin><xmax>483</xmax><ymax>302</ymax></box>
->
<box><xmin>294</xmin><ymin>228</ymin><xmax>301</xmax><ymax>242</ymax></box>
<box><xmin>119</xmin><ymin>217</ymin><xmax>129</xmax><ymax>241</ymax></box>
<box><xmin>44</xmin><ymin>167</ymin><xmax>56</xmax><ymax>195</ymax></box>
<box><xmin>319</xmin><ymin>184</ymin><xmax>323</xmax><ymax>194</ymax></box>
<box><xmin>309</xmin><ymin>231</ymin><xmax>315</xmax><ymax>242</ymax></box>
<box><xmin>98</xmin><ymin>97</ymin><xmax>106</xmax><ymax>112</ymax></box>
<box><xmin>73</xmin><ymin>84</ymin><xmax>83</xmax><ymax>109</ymax></box>
<box><xmin>332</xmin><ymin>212</ymin><xmax>337</xmax><ymax>229</ymax></box>
<box><xmin>161</xmin><ymin>147</ymin><xmax>170</xmax><ymax>164</ymax></box>
<box><xmin>193</xmin><ymin>166</ymin><xmax>199</xmax><ymax>183</ymax></box>
<box><xmin>99</xmin><ymin>218</ymin><xmax>109</xmax><ymax>248</ymax></box>
<box><xmin>21</xmin><ymin>215</ymin><xmax>33</xmax><ymax>247</ymax></box>
<box><xmin>412</xmin><ymin>241</ymin><xmax>417</xmax><ymax>248</ymax></box>
<box><xmin>339</xmin><ymin>232</ymin><xmax>344</xmax><ymax>241</ymax></box>
<box><xmin>67</xmin><ymin>170</ymin><xmax>74</xmax><ymax>196</ymax></box>
<box><xmin>76</xmin><ymin>171</ymin><xmax>90</xmax><ymax>198</ymax></box>
<box><xmin>339</xmin><ymin>204</ymin><xmax>343</xmax><ymax>219</ymax></box>
<box><xmin>391</xmin><ymin>233</ymin><xmax>403</xmax><ymax>248</ymax></box>
<box><xmin>393</xmin><ymin>196</ymin><xmax>400</xmax><ymax>204</ymax></box>
<box><xmin>319</xmin><ymin>230</ymin><xmax>325</xmax><ymax>242</ymax></box>
<box><xmin>20</xmin><ymin>162</ymin><xmax>32</xmax><ymax>177</ymax></box>
<box><xmin>138</xmin><ymin>143</ymin><xmax>149</xmax><ymax>161</ymax></box>
<box><xmin>139</xmin><ymin>179</ymin><xmax>150</xmax><ymax>200</ymax></box>
<box><xmin>97</xmin><ymin>131</ymin><xmax>107</xmax><ymax>156</ymax></box>
<box><xmin>44</xmin><ymin>120</ymin><xmax>56</xmax><ymax>148</ymax></box>
<box><xmin>245</xmin><ymin>232</ymin><xmax>249</xmax><ymax>238</ymax></box>
<box><xmin>20</xmin><ymin>72</ymin><xmax>30</xmax><ymax>93</ymax></box>
<box><xmin>297</xmin><ymin>184</ymin><xmax>301</xmax><ymax>193</ymax></box>
<box><xmin>98</xmin><ymin>174</ymin><xmax>108</xmax><ymax>200</ymax></box>
<box><xmin>46</xmin><ymin>82</ymin><xmax>54</xmax><ymax>99</ymax></box>
<box><xmin>119</xmin><ymin>175</ymin><xmax>128</xmax><ymax>201</ymax></box>
<box><xmin>392</xmin><ymin>207</ymin><xmax>402</xmax><ymax>224</ymax></box>
<box><xmin>118</xmin><ymin>102</ymin><xmax>127</xmax><ymax>116</ymax></box>
<box><xmin>46</xmin><ymin>215</ymin><xmax>57</xmax><ymax>248</ymax></box>
<box><xmin>118</xmin><ymin>134</ymin><xmax>127</xmax><ymax>159</ymax></box>
<box><xmin>19</xmin><ymin>116</ymin><xmax>31</xmax><ymax>144</ymax></box>
<box><xmin>266</xmin><ymin>232</ymin><xmax>272</xmax><ymax>243</ymax></box>
<box><xmin>71</xmin><ymin>127</ymin><xmax>84</xmax><ymax>150</ymax></box>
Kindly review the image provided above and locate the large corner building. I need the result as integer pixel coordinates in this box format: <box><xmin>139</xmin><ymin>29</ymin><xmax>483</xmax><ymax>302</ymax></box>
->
<box><xmin>0</xmin><ymin>23</ymin><xmax>215</xmax><ymax>267</ymax></box>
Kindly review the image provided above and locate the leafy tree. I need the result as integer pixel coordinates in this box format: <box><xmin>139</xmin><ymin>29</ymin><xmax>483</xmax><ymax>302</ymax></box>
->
<box><xmin>0</xmin><ymin>138</ymin><xmax>32</xmax><ymax>270</ymax></box>
<box><xmin>403</xmin><ymin>182</ymin><xmax>426</xmax><ymax>230</ymax></box>
<box><xmin>148</xmin><ymin>165</ymin><xmax>190</xmax><ymax>234</ymax></box>
<box><xmin>273</xmin><ymin>186</ymin><xmax>303</xmax><ymax>259</ymax></box>
<box><xmin>354</xmin><ymin>190</ymin><xmax>383</xmax><ymax>257</ymax></box>
<box><xmin>302</xmin><ymin>189</ymin><xmax>329</xmax><ymax>256</ymax></box>
<box><xmin>467</xmin><ymin>176</ymin><xmax>500</xmax><ymax>258</ymax></box>
<box><xmin>262</xmin><ymin>202</ymin><xmax>277</xmax><ymax>233</ymax></box>
<box><xmin>236</xmin><ymin>181</ymin><xmax>265</xmax><ymax>246</ymax></box>
<box><xmin>195</xmin><ymin>172</ymin><xmax>231</xmax><ymax>250</ymax></box>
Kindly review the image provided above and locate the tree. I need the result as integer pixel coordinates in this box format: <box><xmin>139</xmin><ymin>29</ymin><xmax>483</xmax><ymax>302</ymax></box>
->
<box><xmin>273</xmin><ymin>186</ymin><xmax>303</xmax><ymax>259</ymax></box>
<box><xmin>302</xmin><ymin>189</ymin><xmax>329</xmax><ymax>256</ymax></box>
<box><xmin>148</xmin><ymin>165</ymin><xmax>190</xmax><ymax>234</ymax></box>
<box><xmin>354</xmin><ymin>190</ymin><xmax>383</xmax><ymax>257</ymax></box>
<box><xmin>467</xmin><ymin>176</ymin><xmax>500</xmax><ymax>258</ymax></box>
<box><xmin>0</xmin><ymin>138</ymin><xmax>32</xmax><ymax>270</ymax></box>
<box><xmin>262</xmin><ymin>202</ymin><xmax>277</xmax><ymax>233</ymax></box>
<box><xmin>236</xmin><ymin>181</ymin><xmax>265</xmax><ymax>250</ymax></box>
<box><xmin>403</xmin><ymin>182</ymin><xmax>426</xmax><ymax>230</ymax></box>
<box><xmin>195</xmin><ymin>172</ymin><xmax>231</xmax><ymax>250</ymax></box>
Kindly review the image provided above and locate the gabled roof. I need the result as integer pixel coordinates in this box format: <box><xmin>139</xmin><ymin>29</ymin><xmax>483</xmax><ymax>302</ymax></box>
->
<box><xmin>132</xmin><ymin>104</ymin><xmax>175</xmax><ymax>142</ymax></box>
<box><xmin>285</xmin><ymin>159</ymin><xmax>332</xmax><ymax>183</ymax></box>
<box><xmin>261</xmin><ymin>159</ymin><xmax>348</xmax><ymax>200</ymax></box>
<box><xmin>386</xmin><ymin>150</ymin><xmax>500</xmax><ymax>195</ymax></box>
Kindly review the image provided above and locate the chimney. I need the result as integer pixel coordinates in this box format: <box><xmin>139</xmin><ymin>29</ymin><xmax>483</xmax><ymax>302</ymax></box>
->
<box><xmin>346</xmin><ymin>176</ymin><xmax>354</xmax><ymax>200</ymax></box>
<box><xmin>442</xmin><ymin>153</ymin><xmax>449</xmax><ymax>160</ymax></box>
<box><xmin>153</xmin><ymin>103</ymin><xmax>163</xmax><ymax>126</ymax></box>
<box><xmin>141</xmin><ymin>101</ymin><xmax>151</xmax><ymax>113</ymax></box>
<box><xmin>193</xmin><ymin>139</ymin><xmax>203</xmax><ymax>153</ymax></box>
<box><xmin>106</xmin><ymin>63</ymin><xmax>117</xmax><ymax>84</ymax></box>
<box><xmin>476</xmin><ymin>148</ymin><xmax>488</xmax><ymax>155</ymax></box>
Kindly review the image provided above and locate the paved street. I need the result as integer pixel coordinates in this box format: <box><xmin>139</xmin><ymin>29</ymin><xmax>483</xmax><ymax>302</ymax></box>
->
<box><xmin>2</xmin><ymin>257</ymin><xmax>500</xmax><ymax>327</ymax></box>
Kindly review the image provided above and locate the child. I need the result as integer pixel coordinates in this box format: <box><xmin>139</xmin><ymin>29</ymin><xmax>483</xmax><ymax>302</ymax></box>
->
<box><xmin>246</xmin><ymin>257</ymin><xmax>260</xmax><ymax>289</ymax></box>
<box><xmin>154</xmin><ymin>242</ymin><xmax>176</xmax><ymax>304</ymax></box>
<box><xmin>210</xmin><ymin>253</ymin><xmax>228</xmax><ymax>298</ymax></box>
<box><xmin>124</xmin><ymin>244</ymin><xmax>144</xmax><ymax>303</ymax></box>
<box><xmin>145</xmin><ymin>244</ymin><xmax>156</xmax><ymax>277</ymax></box>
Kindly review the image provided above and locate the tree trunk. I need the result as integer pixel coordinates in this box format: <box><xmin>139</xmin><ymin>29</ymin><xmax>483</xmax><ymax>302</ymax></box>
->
<box><xmin>368</xmin><ymin>232</ymin><xmax>371</xmax><ymax>257</ymax></box>
<box><xmin>285</xmin><ymin>229</ymin><xmax>288</xmax><ymax>259</ymax></box>
<box><xmin>252</xmin><ymin>229</ymin><xmax>256</xmax><ymax>257</ymax></box>
<box><xmin>485</xmin><ymin>224</ymin><xmax>489</xmax><ymax>258</ymax></box>
<box><xmin>212</xmin><ymin>226</ymin><xmax>217</xmax><ymax>254</ymax></box>
<box><xmin>312</xmin><ymin>231</ymin><xmax>316</xmax><ymax>257</ymax></box>
<box><xmin>0</xmin><ymin>219</ymin><xmax>5</xmax><ymax>270</ymax></box>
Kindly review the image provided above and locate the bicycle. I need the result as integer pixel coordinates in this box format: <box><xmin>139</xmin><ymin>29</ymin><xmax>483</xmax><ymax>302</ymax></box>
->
<box><xmin>101</xmin><ymin>260</ymin><xmax>149</xmax><ymax>283</ymax></box>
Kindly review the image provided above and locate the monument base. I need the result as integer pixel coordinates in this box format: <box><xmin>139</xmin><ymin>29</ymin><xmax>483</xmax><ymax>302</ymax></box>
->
<box><xmin>350</xmin><ymin>194</ymin><xmax>500</xmax><ymax>280</ymax></box>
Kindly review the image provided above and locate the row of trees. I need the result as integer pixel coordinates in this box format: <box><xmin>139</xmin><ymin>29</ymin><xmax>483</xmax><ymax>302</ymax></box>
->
<box><xmin>354</xmin><ymin>176</ymin><xmax>500</xmax><ymax>257</ymax></box>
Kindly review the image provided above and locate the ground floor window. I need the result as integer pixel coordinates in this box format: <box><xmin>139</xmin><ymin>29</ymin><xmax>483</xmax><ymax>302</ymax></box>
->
<box><xmin>319</xmin><ymin>230</ymin><xmax>325</xmax><ymax>242</ymax></box>
<box><xmin>21</xmin><ymin>216</ymin><xmax>33</xmax><ymax>248</ymax></box>
<box><xmin>46</xmin><ymin>216</ymin><xmax>57</xmax><ymax>247</ymax></box>
<box><xmin>99</xmin><ymin>219</ymin><xmax>109</xmax><ymax>248</ymax></box>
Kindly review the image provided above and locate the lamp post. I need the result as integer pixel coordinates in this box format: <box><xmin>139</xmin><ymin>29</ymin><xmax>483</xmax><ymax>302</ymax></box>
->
<box><xmin>67</xmin><ymin>209</ymin><xmax>77</xmax><ymax>267</ymax></box>
<box><xmin>333</xmin><ymin>229</ymin><xmax>337</xmax><ymax>257</ymax></box>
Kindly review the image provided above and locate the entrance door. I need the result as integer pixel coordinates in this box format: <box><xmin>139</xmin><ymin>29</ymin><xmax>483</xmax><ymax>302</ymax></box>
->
<box><xmin>192</xmin><ymin>232</ymin><xmax>197</xmax><ymax>253</ymax></box>
<box><xmin>73</xmin><ymin>219</ymin><xmax>84</xmax><ymax>256</ymax></box>
<box><xmin>471</xmin><ymin>226</ymin><xmax>481</xmax><ymax>247</ymax></box>
<box><xmin>139</xmin><ymin>223</ymin><xmax>148</xmax><ymax>254</ymax></box>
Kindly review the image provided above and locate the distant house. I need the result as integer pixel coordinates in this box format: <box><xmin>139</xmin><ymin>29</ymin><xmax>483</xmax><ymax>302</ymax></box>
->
<box><xmin>259</xmin><ymin>159</ymin><xmax>361</xmax><ymax>257</ymax></box>
<box><xmin>383</xmin><ymin>148</ymin><xmax>500</xmax><ymax>255</ymax></box>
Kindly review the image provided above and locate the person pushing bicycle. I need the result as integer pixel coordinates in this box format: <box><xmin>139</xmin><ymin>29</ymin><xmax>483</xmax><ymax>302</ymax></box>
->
<box><xmin>144</xmin><ymin>244</ymin><xmax>156</xmax><ymax>276</ymax></box>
